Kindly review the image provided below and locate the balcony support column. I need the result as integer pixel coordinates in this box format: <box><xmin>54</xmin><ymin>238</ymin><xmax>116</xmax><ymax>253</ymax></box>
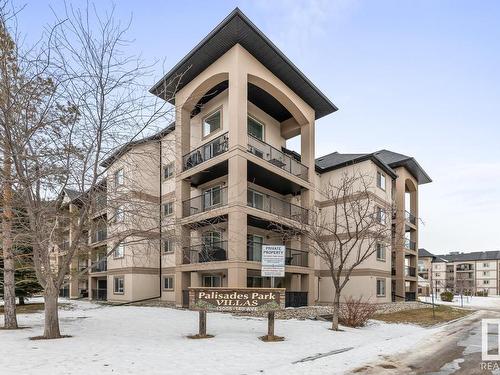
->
<box><xmin>228</xmin><ymin>266</ymin><xmax>247</xmax><ymax>288</ymax></box>
<box><xmin>228</xmin><ymin>48</ymin><xmax>248</xmax><ymax>149</ymax></box>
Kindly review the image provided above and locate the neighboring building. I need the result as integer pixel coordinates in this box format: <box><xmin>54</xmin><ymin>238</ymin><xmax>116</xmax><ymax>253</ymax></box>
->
<box><xmin>58</xmin><ymin>8</ymin><xmax>430</xmax><ymax>305</ymax></box>
<box><xmin>424</xmin><ymin>250</ymin><xmax>500</xmax><ymax>296</ymax></box>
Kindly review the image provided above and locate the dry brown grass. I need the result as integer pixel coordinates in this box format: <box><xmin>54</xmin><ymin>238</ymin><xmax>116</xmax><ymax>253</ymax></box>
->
<box><xmin>373</xmin><ymin>305</ymin><xmax>473</xmax><ymax>327</ymax></box>
<box><xmin>0</xmin><ymin>302</ymin><xmax>69</xmax><ymax>315</ymax></box>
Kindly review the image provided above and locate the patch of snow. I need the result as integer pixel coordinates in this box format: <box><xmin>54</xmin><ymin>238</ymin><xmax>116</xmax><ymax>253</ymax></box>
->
<box><xmin>0</xmin><ymin>299</ymin><xmax>441</xmax><ymax>374</ymax></box>
<box><xmin>419</xmin><ymin>295</ymin><xmax>500</xmax><ymax>310</ymax></box>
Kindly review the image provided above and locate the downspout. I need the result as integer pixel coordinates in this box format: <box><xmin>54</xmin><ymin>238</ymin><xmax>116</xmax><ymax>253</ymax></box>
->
<box><xmin>159</xmin><ymin>138</ymin><xmax>163</xmax><ymax>298</ymax></box>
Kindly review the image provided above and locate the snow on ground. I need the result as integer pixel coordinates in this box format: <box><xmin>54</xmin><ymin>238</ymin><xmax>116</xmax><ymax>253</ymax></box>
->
<box><xmin>0</xmin><ymin>299</ymin><xmax>441</xmax><ymax>375</ymax></box>
<box><xmin>419</xmin><ymin>295</ymin><xmax>500</xmax><ymax>310</ymax></box>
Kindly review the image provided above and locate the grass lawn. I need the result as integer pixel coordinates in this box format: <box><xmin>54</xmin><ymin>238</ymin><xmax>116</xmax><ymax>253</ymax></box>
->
<box><xmin>373</xmin><ymin>305</ymin><xmax>473</xmax><ymax>327</ymax></box>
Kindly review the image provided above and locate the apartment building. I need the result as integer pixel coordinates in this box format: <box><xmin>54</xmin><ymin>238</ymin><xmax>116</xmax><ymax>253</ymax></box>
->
<box><xmin>422</xmin><ymin>249</ymin><xmax>500</xmax><ymax>295</ymax></box>
<box><xmin>59</xmin><ymin>8</ymin><xmax>430</xmax><ymax>306</ymax></box>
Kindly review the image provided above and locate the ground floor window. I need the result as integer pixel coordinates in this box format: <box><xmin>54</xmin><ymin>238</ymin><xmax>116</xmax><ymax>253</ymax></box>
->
<box><xmin>114</xmin><ymin>276</ymin><xmax>124</xmax><ymax>294</ymax></box>
<box><xmin>202</xmin><ymin>275</ymin><xmax>221</xmax><ymax>287</ymax></box>
<box><xmin>376</xmin><ymin>278</ymin><xmax>386</xmax><ymax>297</ymax></box>
<box><xmin>247</xmin><ymin>276</ymin><xmax>263</xmax><ymax>287</ymax></box>
<box><xmin>163</xmin><ymin>276</ymin><xmax>174</xmax><ymax>290</ymax></box>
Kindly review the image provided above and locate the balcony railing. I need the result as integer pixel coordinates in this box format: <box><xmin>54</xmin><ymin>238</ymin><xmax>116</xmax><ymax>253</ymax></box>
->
<box><xmin>94</xmin><ymin>194</ymin><xmax>107</xmax><ymax>213</ymax></box>
<box><xmin>91</xmin><ymin>258</ymin><xmax>107</xmax><ymax>272</ymax></box>
<box><xmin>182</xmin><ymin>241</ymin><xmax>228</xmax><ymax>264</ymax></box>
<box><xmin>247</xmin><ymin>241</ymin><xmax>309</xmax><ymax>267</ymax></box>
<box><xmin>182</xmin><ymin>187</ymin><xmax>228</xmax><ymax>217</ymax></box>
<box><xmin>405</xmin><ymin>266</ymin><xmax>416</xmax><ymax>277</ymax></box>
<box><xmin>182</xmin><ymin>132</ymin><xmax>229</xmax><ymax>171</ymax></box>
<box><xmin>404</xmin><ymin>238</ymin><xmax>417</xmax><ymax>251</ymax></box>
<box><xmin>247</xmin><ymin>135</ymin><xmax>308</xmax><ymax>180</ymax></box>
<box><xmin>405</xmin><ymin>210</ymin><xmax>417</xmax><ymax>225</ymax></box>
<box><xmin>92</xmin><ymin>228</ymin><xmax>107</xmax><ymax>243</ymax></box>
<box><xmin>456</xmin><ymin>264</ymin><xmax>474</xmax><ymax>271</ymax></box>
<box><xmin>91</xmin><ymin>289</ymin><xmax>107</xmax><ymax>301</ymax></box>
<box><xmin>247</xmin><ymin>189</ymin><xmax>308</xmax><ymax>224</ymax></box>
<box><xmin>405</xmin><ymin>292</ymin><xmax>416</xmax><ymax>301</ymax></box>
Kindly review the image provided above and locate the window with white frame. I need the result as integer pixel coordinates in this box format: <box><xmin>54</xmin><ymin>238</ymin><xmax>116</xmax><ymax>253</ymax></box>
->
<box><xmin>203</xmin><ymin>186</ymin><xmax>222</xmax><ymax>208</ymax></box>
<box><xmin>376</xmin><ymin>206</ymin><xmax>386</xmax><ymax>224</ymax></box>
<box><xmin>114</xmin><ymin>168</ymin><xmax>124</xmax><ymax>188</ymax></box>
<box><xmin>163</xmin><ymin>202</ymin><xmax>174</xmax><ymax>216</ymax></box>
<box><xmin>247</xmin><ymin>115</ymin><xmax>264</xmax><ymax>140</ymax></box>
<box><xmin>376</xmin><ymin>243</ymin><xmax>386</xmax><ymax>261</ymax></box>
<box><xmin>483</xmin><ymin>263</ymin><xmax>490</xmax><ymax>268</ymax></box>
<box><xmin>202</xmin><ymin>109</ymin><xmax>221</xmax><ymax>137</ymax></box>
<box><xmin>115</xmin><ymin>205</ymin><xmax>125</xmax><ymax>223</ymax></box>
<box><xmin>377</xmin><ymin>171</ymin><xmax>386</xmax><ymax>191</ymax></box>
<box><xmin>114</xmin><ymin>243</ymin><xmax>124</xmax><ymax>258</ymax></box>
<box><xmin>247</xmin><ymin>190</ymin><xmax>264</xmax><ymax>210</ymax></box>
<box><xmin>163</xmin><ymin>163</ymin><xmax>174</xmax><ymax>180</ymax></box>
<box><xmin>483</xmin><ymin>271</ymin><xmax>489</xmax><ymax>276</ymax></box>
<box><xmin>163</xmin><ymin>276</ymin><xmax>174</xmax><ymax>290</ymax></box>
<box><xmin>163</xmin><ymin>238</ymin><xmax>174</xmax><ymax>254</ymax></box>
<box><xmin>484</xmin><ymin>280</ymin><xmax>490</xmax><ymax>285</ymax></box>
<box><xmin>113</xmin><ymin>276</ymin><xmax>124</xmax><ymax>294</ymax></box>
<box><xmin>203</xmin><ymin>275</ymin><xmax>222</xmax><ymax>287</ymax></box>
<box><xmin>376</xmin><ymin>279</ymin><xmax>386</xmax><ymax>296</ymax></box>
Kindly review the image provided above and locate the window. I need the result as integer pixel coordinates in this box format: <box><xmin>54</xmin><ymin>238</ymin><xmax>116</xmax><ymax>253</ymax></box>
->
<box><xmin>483</xmin><ymin>271</ymin><xmax>489</xmax><ymax>276</ymax></box>
<box><xmin>247</xmin><ymin>115</ymin><xmax>264</xmax><ymax>140</ymax></box>
<box><xmin>483</xmin><ymin>263</ymin><xmax>489</xmax><ymax>268</ymax></box>
<box><xmin>376</xmin><ymin>206</ymin><xmax>386</xmax><ymax>224</ymax></box>
<box><xmin>163</xmin><ymin>202</ymin><xmax>174</xmax><ymax>216</ymax></box>
<box><xmin>114</xmin><ymin>243</ymin><xmax>124</xmax><ymax>258</ymax></box>
<box><xmin>163</xmin><ymin>238</ymin><xmax>174</xmax><ymax>254</ymax></box>
<box><xmin>376</xmin><ymin>279</ymin><xmax>386</xmax><ymax>297</ymax></box>
<box><xmin>377</xmin><ymin>171</ymin><xmax>386</xmax><ymax>190</ymax></box>
<box><xmin>114</xmin><ymin>168</ymin><xmax>124</xmax><ymax>188</ymax></box>
<box><xmin>247</xmin><ymin>234</ymin><xmax>263</xmax><ymax>261</ymax></box>
<box><xmin>202</xmin><ymin>231</ymin><xmax>222</xmax><ymax>246</ymax></box>
<box><xmin>435</xmin><ymin>273</ymin><xmax>441</xmax><ymax>277</ymax></box>
<box><xmin>247</xmin><ymin>190</ymin><xmax>264</xmax><ymax>210</ymax></box>
<box><xmin>203</xmin><ymin>275</ymin><xmax>221</xmax><ymax>287</ymax></box>
<box><xmin>163</xmin><ymin>276</ymin><xmax>174</xmax><ymax>290</ymax></box>
<box><xmin>163</xmin><ymin>163</ymin><xmax>174</xmax><ymax>179</ymax></box>
<box><xmin>484</xmin><ymin>280</ymin><xmax>490</xmax><ymax>285</ymax></box>
<box><xmin>376</xmin><ymin>243</ymin><xmax>385</xmax><ymax>261</ymax></box>
<box><xmin>113</xmin><ymin>276</ymin><xmax>124</xmax><ymax>294</ymax></box>
<box><xmin>202</xmin><ymin>109</ymin><xmax>221</xmax><ymax>137</ymax></box>
<box><xmin>247</xmin><ymin>276</ymin><xmax>263</xmax><ymax>287</ymax></box>
<box><xmin>203</xmin><ymin>186</ymin><xmax>222</xmax><ymax>208</ymax></box>
<box><xmin>115</xmin><ymin>205</ymin><xmax>124</xmax><ymax>223</ymax></box>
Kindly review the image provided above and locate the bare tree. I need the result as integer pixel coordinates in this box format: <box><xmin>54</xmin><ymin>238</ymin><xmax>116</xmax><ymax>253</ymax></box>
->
<box><xmin>280</xmin><ymin>170</ymin><xmax>394</xmax><ymax>330</ymax></box>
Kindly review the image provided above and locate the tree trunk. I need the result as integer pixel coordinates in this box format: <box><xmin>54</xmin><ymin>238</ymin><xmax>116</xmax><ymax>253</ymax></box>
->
<box><xmin>2</xmin><ymin>152</ymin><xmax>18</xmax><ymax>329</ymax></box>
<box><xmin>43</xmin><ymin>286</ymin><xmax>61</xmax><ymax>339</ymax></box>
<box><xmin>331</xmin><ymin>292</ymin><xmax>341</xmax><ymax>331</ymax></box>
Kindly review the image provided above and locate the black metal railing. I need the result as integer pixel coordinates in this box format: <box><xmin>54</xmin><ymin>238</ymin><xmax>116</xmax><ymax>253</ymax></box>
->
<box><xmin>404</xmin><ymin>238</ymin><xmax>417</xmax><ymax>251</ymax></box>
<box><xmin>91</xmin><ymin>289</ymin><xmax>107</xmax><ymax>301</ymax></box>
<box><xmin>246</xmin><ymin>241</ymin><xmax>308</xmax><ymax>267</ymax></box>
<box><xmin>91</xmin><ymin>258</ymin><xmax>107</xmax><ymax>272</ymax></box>
<box><xmin>182</xmin><ymin>187</ymin><xmax>228</xmax><ymax>217</ymax></box>
<box><xmin>285</xmin><ymin>292</ymin><xmax>308</xmax><ymax>307</ymax></box>
<box><xmin>456</xmin><ymin>264</ymin><xmax>474</xmax><ymax>271</ymax></box>
<box><xmin>247</xmin><ymin>189</ymin><xmax>308</xmax><ymax>224</ymax></box>
<box><xmin>92</xmin><ymin>228</ymin><xmax>107</xmax><ymax>243</ymax></box>
<box><xmin>405</xmin><ymin>210</ymin><xmax>417</xmax><ymax>225</ymax></box>
<box><xmin>405</xmin><ymin>266</ymin><xmax>416</xmax><ymax>277</ymax></box>
<box><xmin>247</xmin><ymin>135</ymin><xmax>308</xmax><ymax>180</ymax></box>
<box><xmin>182</xmin><ymin>290</ymin><xmax>189</xmax><ymax>308</ymax></box>
<box><xmin>182</xmin><ymin>241</ymin><xmax>228</xmax><ymax>264</ymax></box>
<box><xmin>182</xmin><ymin>132</ymin><xmax>229</xmax><ymax>171</ymax></box>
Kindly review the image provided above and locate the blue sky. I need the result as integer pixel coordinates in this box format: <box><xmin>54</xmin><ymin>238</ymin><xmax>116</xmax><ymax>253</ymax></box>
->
<box><xmin>13</xmin><ymin>0</ymin><xmax>500</xmax><ymax>254</ymax></box>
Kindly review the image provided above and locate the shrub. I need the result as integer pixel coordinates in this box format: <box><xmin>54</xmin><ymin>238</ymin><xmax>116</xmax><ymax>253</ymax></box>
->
<box><xmin>476</xmin><ymin>290</ymin><xmax>488</xmax><ymax>297</ymax></box>
<box><xmin>440</xmin><ymin>291</ymin><xmax>454</xmax><ymax>302</ymax></box>
<box><xmin>339</xmin><ymin>296</ymin><xmax>378</xmax><ymax>328</ymax></box>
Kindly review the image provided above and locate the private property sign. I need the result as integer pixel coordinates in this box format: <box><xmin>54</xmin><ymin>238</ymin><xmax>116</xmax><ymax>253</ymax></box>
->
<box><xmin>261</xmin><ymin>245</ymin><xmax>285</xmax><ymax>277</ymax></box>
<box><xmin>189</xmin><ymin>287</ymin><xmax>285</xmax><ymax>312</ymax></box>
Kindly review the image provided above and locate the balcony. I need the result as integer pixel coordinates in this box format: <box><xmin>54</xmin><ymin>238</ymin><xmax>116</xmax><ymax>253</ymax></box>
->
<box><xmin>404</xmin><ymin>238</ymin><xmax>417</xmax><ymax>251</ymax></box>
<box><xmin>405</xmin><ymin>210</ymin><xmax>417</xmax><ymax>225</ymax></box>
<box><xmin>405</xmin><ymin>292</ymin><xmax>416</xmax><ymax>301</ymax></box>
<box><xmin>182</xmin><ymin>187</ymin><xmax>228</xmax><ymax>217</ymax></box>
<box><xmin>405</xmin><ymin>266</ymin><xmax>416</xmax><ymax>277</ymax></box>
<box><xmin>92</xmin><ymin>228</ymin><xmax>107</xmax><ymax>243</ymax></box>
<box><xmin>182</xmin><ymin>241</ymin><xmax>227</xmax><ymax>264</ymax></box>
<box><xmin>93</xmin><ymin>194</ymin><xmax>107</xmax><ymax>213</ymax></box>
<box><xmin>91</xmin><ymin>289</ymin><xmax>107</xmax><ymax>301</ymax></box>
<box><xmin>247</xmin><ymin>189</ymin><xmax>308</xmax><ymax>224</ymax></box>
<box><xmin>247</xmin><ymin>135</ymin><xmax>308</xmax><ymax>181</ymax></box>
<box><xmin>247</xmin><ymin>241</ymin><xmax>308</xmax><ymax>267</ymax></box>
<box><xmin>91</xmin><ymin>258</ymin><xmax>107</xmax><ymax>273</ymax></box>
<box><xmin>456</xmin><ymin>264</ymin><xmax>474</xmax><ymax>271</ymax></box>
<box><xmin>182</xmin><ymin>132</ymin><xmax>229</xmax><ymax>171</ymax></box>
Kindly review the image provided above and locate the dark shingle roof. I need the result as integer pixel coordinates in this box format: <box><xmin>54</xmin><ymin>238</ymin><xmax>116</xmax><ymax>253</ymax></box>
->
<box><xmin>439</xmin><ymin>251</ymin><xmax>500</xmax><ymax>262</ymax></box>
<box><xmin>150</xmin><ymin>8</ymin><xmax>337</xmax><ymax>120</ymax></box>
<box><xmin>418</xmin><ymin>248</ymin><xmax>435</xmax><ymax>258</ymax></box>
<box><xmin>100</xmin><ymin>123</ymin><xmax>175</xmax><ymax>168</ymax></box>
<box><xmin>315</xmin><ymin>149</ymin><xmax>431</xmax><ymax>185</ymax></box>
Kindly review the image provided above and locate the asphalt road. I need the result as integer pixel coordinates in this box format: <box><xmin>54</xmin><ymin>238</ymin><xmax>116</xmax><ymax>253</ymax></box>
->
<box><xmin>353</xmin><ymin>309</ymin><xmax>500</xmax><ymax>374</ymax></box>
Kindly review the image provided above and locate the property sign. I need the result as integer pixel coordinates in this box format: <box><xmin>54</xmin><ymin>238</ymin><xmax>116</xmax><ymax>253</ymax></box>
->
<box><xmin>261</xmin><ymin>245</ymin><xmax>286</xmax><ymax>277</ymax></box>
<box><xmin>188</xmin><ymin>287</ymin><xmax>285</xmax><ymax>312</ymax></box>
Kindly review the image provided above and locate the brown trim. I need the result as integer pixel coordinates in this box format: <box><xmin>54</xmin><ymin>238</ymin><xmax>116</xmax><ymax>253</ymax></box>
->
<box><xmin>315</xmin><ymin>191</ymin><xmax>392</xmax><ymax>210</ymax></box>
<box><xmin>106</xmin><ymin>267</ymin><xmax>160</xmax><ymax>276</ymax></box>
<box><xmin>316</xmin><ymin>268</ymin><xmax>391</xmax><ymax>278</ymax></box>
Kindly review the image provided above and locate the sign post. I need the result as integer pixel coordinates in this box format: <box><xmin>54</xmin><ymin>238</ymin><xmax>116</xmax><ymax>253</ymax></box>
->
<box><xmin>261</xmin><ymin>245</ymin><xmax>285</xmax><ymax>341</ymax></box>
